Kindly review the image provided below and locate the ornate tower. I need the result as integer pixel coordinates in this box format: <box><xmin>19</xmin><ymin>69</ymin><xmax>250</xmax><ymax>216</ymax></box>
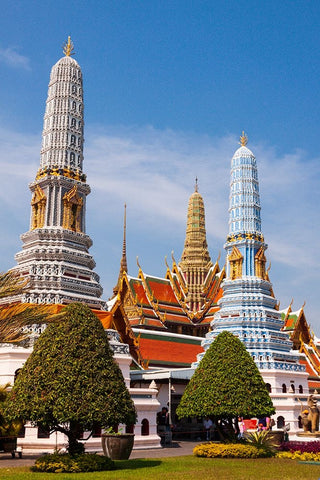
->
<box><xmin>13</xmin><ymin>38</ymin><xmax>105</xmax><ymax>309</ymax></box>
<box><xmin>179</xmin><ymin>180</ymin><xmax>213</xmax><ymax>311</ymax></box>
<box><xmin>113</xmin><ymin>204</ymin><xmax>128</xmax><ymax>295</ymax></box>
<box><xmin>199</xmin><ymin>134</ymin><xmax>305</xmax><ymax>382</ymax></box>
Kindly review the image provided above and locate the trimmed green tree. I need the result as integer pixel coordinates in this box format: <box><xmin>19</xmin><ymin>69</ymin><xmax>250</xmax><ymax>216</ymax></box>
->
<box><xmin>176</xmin><ymin>331</ymin><xmax>275</xmax><ymax>436</ymax></box>
<box><xmin>6</xmin><ymin>303</ymin><xmax>136</xmax><ymax>455</ymax></box>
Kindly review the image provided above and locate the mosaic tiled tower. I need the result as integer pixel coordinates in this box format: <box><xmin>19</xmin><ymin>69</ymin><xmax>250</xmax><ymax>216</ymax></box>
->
<box><xmin>199</xmin><ymin>134</ymin><xmax>305</xmax><ymax>379</ymax></box>
<box><xmin>13</xmin><ymin>38</ymin><xmax>105</xmax><ymax>309</ymax></box>
<box><xmin>179</xmin><ymin>181</ymin><xmax>213</xmax><ymax>312</ymax></box>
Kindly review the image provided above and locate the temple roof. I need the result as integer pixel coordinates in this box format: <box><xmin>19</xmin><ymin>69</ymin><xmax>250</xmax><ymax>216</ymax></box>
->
<box><xmin>132</xmin><ymin>329</ymin><xmax>203</xmax><ymax>368</ymax></box>
<box><xmin>232</xmin><ymin>145</ymin><xmax>255</xmax><ymax>159</ymax></box>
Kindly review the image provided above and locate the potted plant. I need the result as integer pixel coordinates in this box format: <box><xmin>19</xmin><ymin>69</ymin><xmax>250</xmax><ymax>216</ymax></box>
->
<box><xmin>101</xmin><ymin>427</ymin><xmax>135</xmax><ymax>460</ymax></box>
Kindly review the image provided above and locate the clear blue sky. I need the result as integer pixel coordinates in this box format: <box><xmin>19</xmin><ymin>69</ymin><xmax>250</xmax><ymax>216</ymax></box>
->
<box><xmin>0</xmin><ymin>1</ymin><xmax>319</xmax><ymax>331</ymax></box>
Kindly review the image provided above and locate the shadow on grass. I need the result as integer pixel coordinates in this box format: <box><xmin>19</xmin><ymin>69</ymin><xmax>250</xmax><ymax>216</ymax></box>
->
<box><xmin>115</xmin><ymin>459</ymin><xmax>162</xmax><ymax>470</ymax></box>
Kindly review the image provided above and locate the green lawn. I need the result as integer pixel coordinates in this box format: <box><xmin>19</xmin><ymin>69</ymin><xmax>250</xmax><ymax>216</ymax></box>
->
<box><xmin>0</xmin><ymin>456</ymin><xmax>320</xmax><ymax>480</ymax></box>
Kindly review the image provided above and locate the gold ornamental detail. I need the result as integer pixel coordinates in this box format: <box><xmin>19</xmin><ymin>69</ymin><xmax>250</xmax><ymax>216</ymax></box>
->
<box><xmin>63</xmin><ymin>36</ymin><xmax>75</xmax><ymax>57</ymax></box>
<box><xmin>255</xmin><ymin>246</ymin><xmax>267</xmax><ymax>279</ymax></box>
<box><xmin>62</xmin><ymin>185</ymin><xmax>83</xmax><ymax>232</ymax></box>
<box><xmin>31</xmin><ymin>185</ymin><xmax>46</xmax><ymax>230</ymax></box>
<box><xmin>239</xmin><ymin>131</ymin><xmax>248</xmax><ymax>147</ymax></box>
<box><xmin>36</xmin><ymin>166</ymin><xmax>86</xmax><ymax>183</ymax></box>
<box><xmin>229</xmin><ymin>246</ymin><xmax>243</xmax><ymax>280</ymax></box>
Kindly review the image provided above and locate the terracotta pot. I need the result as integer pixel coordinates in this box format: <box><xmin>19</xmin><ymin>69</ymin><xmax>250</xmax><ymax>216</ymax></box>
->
<box><xmin>0</xmin><ymin>436</ymin><xmax>17</xmax><ymax>453</ymax></box>
<box><xmin>101</xmin><ymin>434</ymin><xmax>135</xmax><ymax>460</ymax></box>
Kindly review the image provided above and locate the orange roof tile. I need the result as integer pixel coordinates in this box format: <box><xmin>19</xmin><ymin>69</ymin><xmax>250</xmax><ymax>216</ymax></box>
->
<box><xmin>138</xmin><ymin>336</ymin><xmax>203</xmax><ymax>366</ymax></box>
<box><xmin>309</xmin><ymin>381</ymin><xmax>320</xmax><ymax>389</ymax></box>
<box><xmin>147</xmin><ymin>278</ymin><xmax>178</xmax><ymax>304</ymax></box>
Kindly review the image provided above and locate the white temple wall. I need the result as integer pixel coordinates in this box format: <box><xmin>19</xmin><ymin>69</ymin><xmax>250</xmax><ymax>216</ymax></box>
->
<box><xmin>0</xmin><ymin>344</ymin><xmax>161</xmax><ymax>452</ymax></box>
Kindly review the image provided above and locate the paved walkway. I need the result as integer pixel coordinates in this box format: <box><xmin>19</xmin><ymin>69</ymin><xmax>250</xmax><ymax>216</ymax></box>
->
<box><xmin>0</xmin><ymin>441</ymin><xmax>199</xmax><ymax>468</ymax></box>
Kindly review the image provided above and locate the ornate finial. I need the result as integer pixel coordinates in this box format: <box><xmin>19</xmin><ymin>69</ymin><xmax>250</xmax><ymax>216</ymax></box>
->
<box><xmin>63</xmin><ymin>36</ymin><xmax>75</xmax><ymax>57</ymax></box>
<box><xmin>195</xmin><ymin>177</ymin><xmax>198</xmax><ymax>192</ymax></box>
<box><xmin>120</xmin><ymin>203</ymin><xmax>128</xmax><ymax>274</ymax></box>
<box><xmin>239</xmin><ymin>131</ymin><xmax>248</xmax><ymax>147</ymax></box>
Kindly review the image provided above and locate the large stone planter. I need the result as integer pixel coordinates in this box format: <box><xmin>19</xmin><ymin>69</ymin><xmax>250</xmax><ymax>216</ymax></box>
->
<box><xmin>0</xmin><ymin>436</ymin><xmax>17</xmax><ymax>454</ymax></box>
<box><xmin>101</xmin><ymin>434</ymin><xmax>135</xmax><ymax>460</ymax></box>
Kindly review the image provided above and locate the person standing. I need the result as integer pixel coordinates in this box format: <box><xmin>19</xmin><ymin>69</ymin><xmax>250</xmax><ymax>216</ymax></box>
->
<box><xmin>203</xmin><ymin>417</ymin><xmax>213</xmax><ymax>441</ymax></box>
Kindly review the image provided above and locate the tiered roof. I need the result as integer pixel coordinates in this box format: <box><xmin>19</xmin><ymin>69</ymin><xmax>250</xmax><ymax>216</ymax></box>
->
<box><xmin>108</xmin><ymin>254</ymin><xmax>224</xmax><ymax>368</ymax></box>
<box><xmin>281</xmin><ymin>303</ymin><xmax>320</xmax><ymax>391</ymax></box>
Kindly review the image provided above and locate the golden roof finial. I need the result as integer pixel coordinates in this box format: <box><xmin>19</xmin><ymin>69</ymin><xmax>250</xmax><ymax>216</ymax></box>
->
<box><xmin>239</xmin><ymin>131</ymin><xmax>248</xmax><ymax>147</ymax></box>
<box><xmin>195</xmin><ymin>177</ymin><xmax>198</xmax><ymax>192</ymax></box>
<box><xmin>63</xmin><ymin>36</ymin><xmax>75</xmax><ymax>57</ymax></box>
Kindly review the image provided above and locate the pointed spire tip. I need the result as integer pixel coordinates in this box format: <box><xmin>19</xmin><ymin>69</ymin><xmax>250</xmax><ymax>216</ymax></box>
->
<box><xmin>63</xmin><ymin>36</ymin><xmax>75</xmax><ymax>57</ymax></box>
<box><xmin>239</xmin><ymin>131</ymin><xmax>248</xmax><ymax>147</ymax></box>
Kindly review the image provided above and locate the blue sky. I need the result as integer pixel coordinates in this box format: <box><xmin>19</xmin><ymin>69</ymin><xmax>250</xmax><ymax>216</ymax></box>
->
<box><xmin>0</xmin><ymin>1</ymin><xmax>320</xmax><ymax>331</ymax></box>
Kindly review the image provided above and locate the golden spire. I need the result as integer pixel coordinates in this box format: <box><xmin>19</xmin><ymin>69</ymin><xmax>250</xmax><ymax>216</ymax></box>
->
<box><xmin>195</xmin><ymin>177</ymin><xmax>198</xmax><ymax>193</ymax></box>
<box><xmin>239</xmin><ymin>131</ymin><xmax>248</xmax><ymax>147</ymax></box>
<box><xmin>120</xmin><ymin>203</ymin><xmax>128</xmax><ymax>274</ymax></box>
<box><xmin>112</xmin><ymin>203</ymin><xmax>128</xmax><ymax>296</ymax></box>
<box><xmin>63</xmin><ymin>36</ymin><xmax>75</xmax><ymax>57</ymax></box>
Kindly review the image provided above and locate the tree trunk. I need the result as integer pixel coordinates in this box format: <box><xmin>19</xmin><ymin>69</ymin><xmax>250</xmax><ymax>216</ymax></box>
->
<box><xmin>66</xmin><ymin>421</ymin><xmax>84</xmax><ymax>456</ymax></box>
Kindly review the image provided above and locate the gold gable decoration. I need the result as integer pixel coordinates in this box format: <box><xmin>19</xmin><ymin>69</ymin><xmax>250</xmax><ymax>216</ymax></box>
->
<box><xmin>62</xmin><ymin>185</ymin><xmax>83</xmax><ymax>232</ymax></box>
<box><xmin>229</xmin><ymin>246</ymin><xmax>243</xmax><ymax>280</ymax></box>
<box><xmin>31</xmin><ymin>185</ymin><xmax>46</xmax><ymax>230</ymax></box>
<box><xmin>255</xmin><ymin>246</ymin><xmax>267</xmax><ymax>279</ymax></box>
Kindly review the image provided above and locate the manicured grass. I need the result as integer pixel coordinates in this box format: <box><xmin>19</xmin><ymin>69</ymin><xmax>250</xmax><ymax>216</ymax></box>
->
<box><xmin>0</xmin><ymin>456</ymin><xmax>320</xmax><ymax>479</ymax></box>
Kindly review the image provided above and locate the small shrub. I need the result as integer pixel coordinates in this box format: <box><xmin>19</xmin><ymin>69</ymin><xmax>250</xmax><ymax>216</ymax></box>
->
<box><xmin>277</xmin><ymin>450</ymin><xmax>320</xmax><ymax>461</ymax></box>
<box><xmin>193</xmin><ymin>442</ymin><xmax>270</xmax><ymax>458</ymax></box>
<box><xmin>31</xmin><ymin>453</ymin><xmax>115</xmax><ymax>473</ymax></box>
<box><xmin>280</xmin><ymin>441</ymin><xmax>320</xmax><ymax>453</ymax></box>
<box><xmin>245</xmin><ymin>430</ymin><xmax>276</xmax><ymax>456</ymax></box>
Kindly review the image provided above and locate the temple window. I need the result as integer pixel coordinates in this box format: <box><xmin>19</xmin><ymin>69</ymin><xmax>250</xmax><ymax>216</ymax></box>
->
<box><xmin>298</xmin><ymin>385</ymin><xmax>303</xmax><ymax>393</ymax></box>
<box><xmin>141</xmin><ymin>419</ymin><xmax>149</xmax><ymax>436</ymax></box>
<box><xmin>71</xmin><ymin>135</ymin><xmax>76</xmax><ymax>145</ymax></box>
<box><xmin>14</xmin><ymin>368</ymin><xmax>22</xmax><ymax>383</ymax></box>
<box><xmin>92</xmin><ymin>424</ymin><xmax>102</xmax><ymax>438</ymax></box>
<box><xmin>282</xmin><ymin>384</ymin><xmax>287</xmax><ymax>393</ymax></box>
<box><xmin>126</xmin><ymin>424</ymin><xmax>134</xmax><ymax>434</ymax></box>
<box><xmin>71</xmin><ymin>118</ymin><xmax>76</xmax><ymax>127</ymax></box>
<box><xmin>265</xmin><ymin>383</ymin><xmax>272</xmax><ymax>393</ymax></box>
<box><xmin>277</xmin><ymin>416</ymin><xmax>285</xmax><ymax>429</ymax></box>
<box><xmin>37</xmin><ymin>425</ymin><xmax>50</xmax><ymax>438</ymax></box>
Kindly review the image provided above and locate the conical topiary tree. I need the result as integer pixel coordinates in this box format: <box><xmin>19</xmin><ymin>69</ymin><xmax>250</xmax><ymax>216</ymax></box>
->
<box><xmin>6</xmin><ymin>303</ymin><xmax>136</xmax><ymax>455</ymax></box>
<box><xmin>176</xmin><ymin>331</ymin><xmax>275</xmax><ymax>430</ymax></box>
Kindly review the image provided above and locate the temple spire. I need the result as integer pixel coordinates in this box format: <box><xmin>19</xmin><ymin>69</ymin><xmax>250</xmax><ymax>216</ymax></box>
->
<box><xmin>120</xmin><ymin>203</ymin><xmax>128</xmax><ymax>274</ymax></box>
<box><xmin>63</xmin><ymin>36</ymin><xmax>75</xmax><ymax>57</ymax></box>
<box><xmin>239</xmin><ymin>130</ymin><xmax>248</xmax><ymax>147</ymax></box>
<box><xmin>195</xmin><ymin>137</ymin><xmax>305</xmax><ymax>385</ymax></box>
<box><xmin>113</xmin><ymin>204</ymin><xmax>128</xmax><ymax>295</ymax></box>
<box><xmin>179</xmin><ymin>187</ymin><xmax>212</xmax><ymax>311</ymax></box>
<box><xmin>11</xmin><ymin>44</ymin><xmax>105</xmax><ymax>308</ymax></box>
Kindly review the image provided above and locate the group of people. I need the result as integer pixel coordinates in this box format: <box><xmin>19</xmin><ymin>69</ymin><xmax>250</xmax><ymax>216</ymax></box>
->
<box><xmin>157</xmin><ymin>406</ymin><xmax>274</xmax><ymax>443</ymax></box>
<box><xmin>203</xmin><ymin>416</ymin><xmax>274</xmax><ymax>441</ymax></box>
